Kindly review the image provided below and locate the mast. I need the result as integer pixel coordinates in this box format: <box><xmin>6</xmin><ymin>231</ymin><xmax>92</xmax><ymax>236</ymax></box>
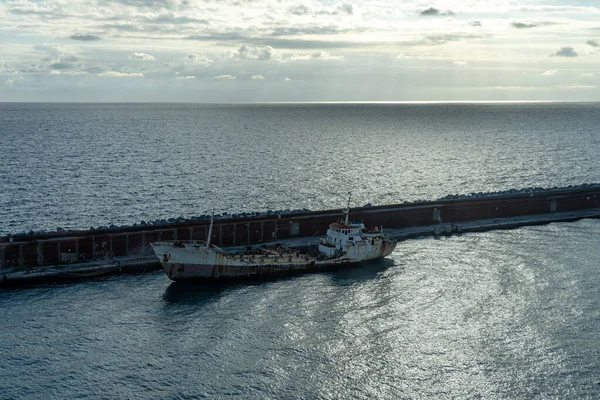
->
<box><xmin>344</xmin><ymin>192</ymin><xmax>352</xmax><ymax>225</ymax></box>
<box><xmin>206</xmin><ymin>211</ymin><xmax>214</xmax><ymax>247</ymax></box>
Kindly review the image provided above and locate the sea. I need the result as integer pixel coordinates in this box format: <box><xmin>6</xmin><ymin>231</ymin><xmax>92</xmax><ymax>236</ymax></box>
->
<box><xmin>0</xmin><ymin>102</ymin><xmax>599</xmax><ymax>399</ymax></box>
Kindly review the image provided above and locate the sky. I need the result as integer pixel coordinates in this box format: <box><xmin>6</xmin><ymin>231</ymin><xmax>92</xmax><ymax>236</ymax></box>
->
<box><xmin>1</xmin><ymin>0</ymin><xmax>599</xmax><ymax>102</ymax></box>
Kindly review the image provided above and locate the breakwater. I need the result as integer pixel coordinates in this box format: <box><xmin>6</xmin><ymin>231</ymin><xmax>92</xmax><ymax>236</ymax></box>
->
<box><xmin>1</xmin><ymin>184</ymin><xmax>599</xmax><ymax>285</ymax></box>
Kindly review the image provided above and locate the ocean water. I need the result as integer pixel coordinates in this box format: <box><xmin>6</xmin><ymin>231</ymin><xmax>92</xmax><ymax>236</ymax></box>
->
<box><xmin>0</xmin><ymin>103</ymin><xmax>599</xmax><ymax>399</ymax></box>
<box><xmin>0</xmin><ymin>220</ymin><xmax>598</xmax><ymax>399</ymax></box>
<box><xmin>0</xmin><ymin>102</ymin><xmax>599</xmax><ymax>235</ymax></box>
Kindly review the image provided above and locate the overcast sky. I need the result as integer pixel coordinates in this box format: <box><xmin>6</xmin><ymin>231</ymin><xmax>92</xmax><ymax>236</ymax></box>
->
<box><xmin>1</xmin><ymin>0</ymin><xmax>599</xmax><ymax>102</ymax></box>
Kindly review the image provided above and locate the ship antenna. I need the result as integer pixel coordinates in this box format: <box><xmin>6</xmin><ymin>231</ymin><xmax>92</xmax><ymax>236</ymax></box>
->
<box><xmin>206</xmin><ymin>210</ymin><xmax>214</xmax><ymax>248</ymax></box>
<box><xmin>344</xmin><ymin>192</ymin><xmax>352</xmax><ymax>226</ymax></box>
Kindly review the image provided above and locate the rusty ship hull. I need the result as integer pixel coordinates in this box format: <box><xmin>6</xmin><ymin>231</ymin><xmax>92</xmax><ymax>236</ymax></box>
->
<box><xmin>151</xmin><ymin>240</ymin><xmax>396</xmax><ymax>281</ymax></box>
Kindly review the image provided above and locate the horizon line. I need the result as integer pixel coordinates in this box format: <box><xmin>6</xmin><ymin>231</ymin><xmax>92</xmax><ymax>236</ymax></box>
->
<box><xmin>0</xmin><ymin>100</ymin><xmax>597</xmax><ymax>105</ymax></box>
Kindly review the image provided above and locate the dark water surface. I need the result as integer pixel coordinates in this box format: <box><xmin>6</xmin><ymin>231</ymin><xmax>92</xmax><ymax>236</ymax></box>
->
<box><xmin>0</xmin><ymin>220</ymin><xmax>599</xmax><ymax>399</ymax></box>
<box><xmin>1</xmin><ymin>102</ymin><xmax>599</xmax><ymax>235</ymax></box>
<box><xmin>1</xmin><ymin>103</ymin><xmax>599</xmax><ymax>398</ymax></box>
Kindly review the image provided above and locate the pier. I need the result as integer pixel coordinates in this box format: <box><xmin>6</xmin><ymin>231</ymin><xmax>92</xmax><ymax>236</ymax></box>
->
<box><xmin>1</xmin><ymin>185</ymin><xmax>598</xmax><ymax>285</ymax></box>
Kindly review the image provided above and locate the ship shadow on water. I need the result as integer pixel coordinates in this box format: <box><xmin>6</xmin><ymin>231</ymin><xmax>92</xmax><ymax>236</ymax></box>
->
<box><xmin>161</xmin><ymin>280</ymin><xmax>253</xmax><ymax>305</ymax></box>
<box><xmin>161</xmin><ymin>258</ymin><xmax>398</xmax><ymax>304</ymax></box>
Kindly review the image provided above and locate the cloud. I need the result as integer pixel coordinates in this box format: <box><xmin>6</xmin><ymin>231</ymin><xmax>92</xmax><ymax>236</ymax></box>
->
<box><xmin>84</xmin><ymin>65</ymin><xmax>111</xmax><ymax>75</ymax></box>
<box><xmin>283</xmin><ymin>77</ymin><xmax>291</xmax><ymax>81</ymax></box>
<box><xmin>289</xmin><ymin>51</ymin><xmax>343</xmax><ymax>61</ymax></box>
<box><xmin>307</xmin><ymin>51</ymin><xmax>343</xmax><ymax>60</ymax></box>
<box><xmin>187</xmin><ymin>26</ymin><xmax>371</xmax><ymax>50</ymax></box>
<box><xmin>3</xmin><ymin>0</ymin><xmax>598</xmax><ymax>102</ymax></box>
<box><xmin>49</xmin><ymin>69</ymin><xmax>87</xmax><ymax>76</ymax></box>
<box><xmin>551</xmin><ymin>46</ymin><xmax>578</xmax><ymax>57</ymax></box>
<box><xmin>269</xmin><ymin>26</ymin><xmax>352</xmax><ymax>37</ymax></box>
<box><xmin>419</xmin><ymin>7</ymin><xmax>454</xmax><ymax>17</ymax></box>
<box><xmin>511</xmin><ymin>22</ymin><xmax>536</xmax><ymax>29</ymax></box>
<box><xmin>7</xmin><ymin>2</ymin><xmax>66</xmax><ymax>18</ymax></box>
<box><xmin>290</xmin><ymin>5</ymin><xmax>310</xmax><ymax>16</ymax></box>
<box><xmin>99</xmin><ymin>71</ymin><xmax>144</xmax><ymax>77</ymax></box>
<box><xmin>0</xmin><ymin>63</ymin><xmax>20</xmax><ymax>76</ymax></box>
<box><xmin>187</xmin><ymin>32</ymin><xmax>247</xmax><ymax>42</ymax></box>
<box><xmin>106</xmin><ymin>0</ymin><xmax>183</xmax><ymax>10</ymax></box>
<box><xmin>250</xmin><ymin>38</ymin><xmax>360</xmax><ymax>49</ymax></box>
<box><xmin>183</xmin><ymin>53</ymin><xmax>213</xmax><ymax>66</ymax></box>
<box><xmin>128</xmin><ymin>53</ymin><xmax>155</xmax><ymax>62</ymax></box>
<box><xmin>33</xmin><ymin>44</ymin><xmax>63</xmax><ymax>57</ymax></box>
<box><xmin>229</xmin><ymin>45</ymin><xmax>281</xmax><ymax>61</ymax></box>
<box><xmin>422</xmin><ymin>34</ymin><xmax>477</xmax><ymax>46</ymax></box>
<box><xmin>22</xmin><ymin>50</ymin><xmax>85</xmax><ymax>74</ymax></box>
<box><xmin>129</xmin><ymin>52</ymin><xmax>156</xmax><ymax>61</ymax></box>
<box><xmin>337</xmin><ymin>4</ymin><xmax>353</xmax><ymax>15</ymax></box>
<box><xmin>144</xmin><ymin>13</ymin><xmax>209</xmax><ymax>25</ymax></box>
<box><xmin>558</xmin><ymin>84</ymin><xmax>597</xmax><ymax>89</ymax></box>
<box><xmin>70</xmin><ymin>34</ymin><xmax>102</xmax><ymax>41</ymax></box>
<box><xmin>511</xmin><ymin>21</ymin><xmax>559</xmax><ymax>29</ymax></box>
<box><xmin>491</xmin><ymin>86</ymin><xmax>537</xmax><ymax>91</ymax></box>
<box><xmin>541</xmin><ymin>70</ymin><xmax>558</xmax><ymax>76</ymax></box>
<box><xmin>102</xmin><ymin>23</ymin><xmax>142</xmax><ymax>33</ymax></box>
<box><xmin>50</xmin><ymin>62</ymin><xmax>76</xmax><ymax>70</ymax></box>
<box><xmin>290</xmin><ymin>3</ymin><xmax>353</xmax><ymax>16</ymax></box>
<box><xmin>318</xmin><ymin>3</ymin><xmax>353</xmax><ymax>15</ymax></box>
<box><xmin>214</xmin><ymin>74</ymin><xmax>236</xmax><ymax>80</ymax></box>
<box><xmin>514</xmin><ymin>6</ymin><xmax>600</xmax><ymax>14</ymax></box>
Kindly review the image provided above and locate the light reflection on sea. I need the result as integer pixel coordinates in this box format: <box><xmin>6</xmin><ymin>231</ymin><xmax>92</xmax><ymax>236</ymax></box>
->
<box><xmin>0</xmin><ymin>219</ymin><xmax>598</xmax><ymax>399</ymax></box>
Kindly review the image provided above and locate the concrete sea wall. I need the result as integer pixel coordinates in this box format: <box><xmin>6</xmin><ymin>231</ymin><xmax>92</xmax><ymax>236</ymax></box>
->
<box><xmin>1</xmin><ymin>184</ymin><xmax>599</xmax><ymax>285</ymax></box>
